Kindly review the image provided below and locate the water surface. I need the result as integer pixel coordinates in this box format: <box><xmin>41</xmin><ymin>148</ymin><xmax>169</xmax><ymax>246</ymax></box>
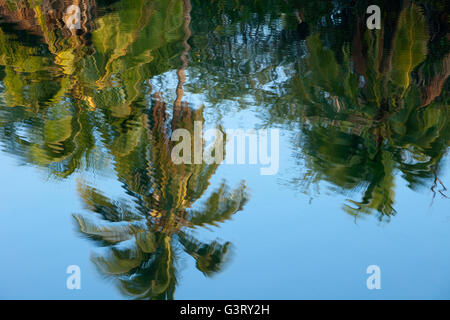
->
<box><xmin>0</xmin><ymin>0</ymin><xmax>449</xmax><ymax>299</ymax></box>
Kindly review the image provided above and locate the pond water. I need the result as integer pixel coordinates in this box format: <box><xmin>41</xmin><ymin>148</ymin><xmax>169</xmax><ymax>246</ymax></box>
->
<box><xmin>0</xmin><ymin>0</ymin><xmax>449</xmax><ymax>299</ymax></box>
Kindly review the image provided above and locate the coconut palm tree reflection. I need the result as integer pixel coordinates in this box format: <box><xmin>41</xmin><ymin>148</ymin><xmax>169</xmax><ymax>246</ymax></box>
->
<box><xmin>73</xmin><ymin>97</ymin><xmax>248</xmax><ymax>300</ymax></box>
<box><xmin>264</xmin><ymin>2</ymin><xmax>449</xmax><ymax>221</ymax></box>
<box><xmin>0</xmin><ymin>1</ymin><xmax>249</xmax><ymax>299</ymax></box>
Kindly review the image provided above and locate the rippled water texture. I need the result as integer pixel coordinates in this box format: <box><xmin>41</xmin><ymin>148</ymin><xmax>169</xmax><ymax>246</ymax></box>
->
<box><xmin>0</xmin><ymin>0</ymin><xmax>449</xmax><ymax>299</ymax></box>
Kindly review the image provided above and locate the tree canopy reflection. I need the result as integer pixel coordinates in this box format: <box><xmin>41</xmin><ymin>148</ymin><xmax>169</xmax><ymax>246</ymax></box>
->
<box><xmin>261</xmin><ymin>1</ymin><xmax>449</xmax><ymax>220</ymax></box>
<box><xmin>0</xmin><ymin>0</ymin><xmax>448</xmax><ymax>299</ymax></box>
<box><xmin>0</xmin><ymin>0</ymin><xmax>249</xmax><ymax>299</ymax></box>
<box><xmin>74</xmin><ymin>98</ymin><xmax>248</xmax><ymax>299</ymax></box>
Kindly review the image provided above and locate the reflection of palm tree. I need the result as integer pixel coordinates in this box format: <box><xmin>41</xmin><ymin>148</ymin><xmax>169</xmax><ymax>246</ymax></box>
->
<box><xmin>74</xmin><ymin>99</ymin><xmax>248</xmax><ymax>299</ymax></box>
<box><xmin>0</xmin><ymin>0</ymin><xmax>187</xmax><ymax>176</ymax></box>
<box><xmin>266</xmin><ymin>2</ymin><xmax>449</xmax><ymax>220</ymax></box>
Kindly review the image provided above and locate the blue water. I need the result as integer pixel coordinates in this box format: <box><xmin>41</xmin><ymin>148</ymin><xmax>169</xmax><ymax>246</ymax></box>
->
<box><xmin>0</xmin><ymin>0</ymin><xmax>449</xmax><ymax>300</ymax></box>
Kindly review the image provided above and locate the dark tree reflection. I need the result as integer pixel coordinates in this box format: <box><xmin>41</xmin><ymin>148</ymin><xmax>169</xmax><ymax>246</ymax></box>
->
<box><xmin>73</xmin><ymin>97</ymin><xmax>248</xmax><ymax>299</ymax></box>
